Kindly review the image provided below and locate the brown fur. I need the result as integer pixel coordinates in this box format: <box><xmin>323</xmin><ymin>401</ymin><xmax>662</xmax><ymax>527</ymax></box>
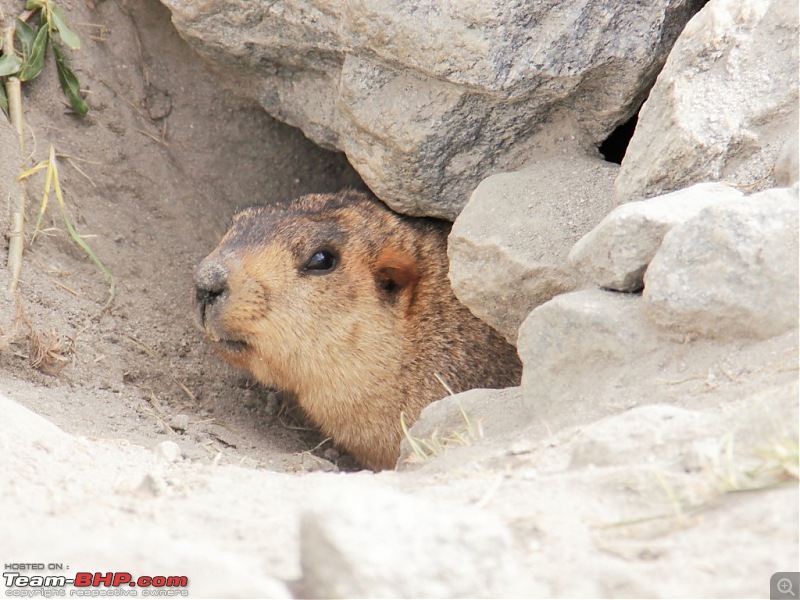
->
<box><xmin>194</xmin><ymin>191</ymin><xmax>522</xmax><ymax>470</ymax></box>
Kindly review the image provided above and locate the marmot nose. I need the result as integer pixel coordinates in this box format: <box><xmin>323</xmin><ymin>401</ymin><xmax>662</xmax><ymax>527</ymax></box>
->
<box><xmin>194</xmin><ymin>260</ymin><xmax>229</xmax><ymax>313</ymax></box>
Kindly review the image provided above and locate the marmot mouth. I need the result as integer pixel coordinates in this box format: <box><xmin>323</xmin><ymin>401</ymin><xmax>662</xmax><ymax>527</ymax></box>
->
<box><xmin>203</xmin><ymin>326</ymin><xmax>250</xmax><ymax>354</ymax></box>
<box><xmin>213</xmin><ymin>338</ymin><xmax>250</xmax><ymax>353</ymax></box>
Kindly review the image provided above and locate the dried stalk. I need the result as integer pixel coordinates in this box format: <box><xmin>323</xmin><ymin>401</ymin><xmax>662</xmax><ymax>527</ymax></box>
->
<box><xmin>3</xmin><ymin>21</ymin><xmax>26</xmax><ymax>292</ymax></box>
<box><xmin>6</xmin><ymin>79</ymin><xmax>21</xmax><ymax>141</ymax></box>
<box><xmin>7</xmin><ymin>189</ymin><xmax>24</xmax><ymax>292</ymax></box>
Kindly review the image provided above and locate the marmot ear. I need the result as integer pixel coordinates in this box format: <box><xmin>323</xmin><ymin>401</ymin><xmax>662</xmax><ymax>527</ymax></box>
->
<box><xmin>374</xmin><ymin>248</ymin><xmax>419</xmax><ymax>304</ymax></box>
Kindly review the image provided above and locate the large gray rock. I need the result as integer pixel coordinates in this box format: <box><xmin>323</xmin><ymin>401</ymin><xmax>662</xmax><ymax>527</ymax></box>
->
<box><xmin>644</xmin><ymin>186</ymin><xmax>799</xmax><ymax>339</ymax></box>
<box><xmin>569</xmin><ymin>182</ymin><xmax>743</xmax><ymax>292</ymax></box>
<box><xmin>518</xmin><ymin>290</ymin><xmax>661</xmax><ymax>419</ymax></box>
<box><xmin>449</xmin><ymin>154</ymin><xmax>619</xmax><ymax>343</ymax></box>
<box><xmin>299</xmin><ymin>487</ymin><xmax>535</xmax><ymax>598</ymax></box>
<box><xmin>616</xmin><ymin>0</ymin><xmax>800</xmax><ymax>202</ymax></box>
<box><xmin>162</xmin><ymin>0</ymin><xmax>704</xmax><ymax>218</ymax></box>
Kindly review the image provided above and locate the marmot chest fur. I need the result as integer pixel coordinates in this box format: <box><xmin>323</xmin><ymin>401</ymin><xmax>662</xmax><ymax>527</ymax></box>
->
<box><xmin>194</xmin><ymin>191</ymin><xmax>521</xmax><ymax>470</ymax></box>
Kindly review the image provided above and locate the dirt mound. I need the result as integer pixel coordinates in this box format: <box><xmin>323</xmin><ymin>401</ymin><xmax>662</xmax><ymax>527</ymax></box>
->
<box><xmin>0</xmin><ymin>0</ymin><xmax>364</xmax><ymax>471</ymax></box>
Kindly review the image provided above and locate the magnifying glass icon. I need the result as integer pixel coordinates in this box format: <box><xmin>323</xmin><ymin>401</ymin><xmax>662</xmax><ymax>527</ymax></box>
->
<box><xmin>778</xmin><ymin>578</ymin><xmax>796</xmax><ymax>597</ymax></box>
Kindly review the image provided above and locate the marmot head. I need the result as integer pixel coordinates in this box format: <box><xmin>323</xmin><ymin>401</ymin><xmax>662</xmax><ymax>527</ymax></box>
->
<box><xmin>194</xmin><ymin>190</ymin><xmax>521</xmax><ymax>470</ymax></box>
<box><xmin>193</xmin><ymin>191</ymin><xmax>445</xmax><ymax>399</ymax></box>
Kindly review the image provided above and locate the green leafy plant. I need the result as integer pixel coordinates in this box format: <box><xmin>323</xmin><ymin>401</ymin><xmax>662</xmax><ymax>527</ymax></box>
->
<box><xmin>0</xmin><ymin>0</ymin><xmax>87</xmax><ymax>116</ymax></box>
<box><xmin>0</xmin><ymin>73</ymin><xmax>9</xmax><ymax>113</ymax></box>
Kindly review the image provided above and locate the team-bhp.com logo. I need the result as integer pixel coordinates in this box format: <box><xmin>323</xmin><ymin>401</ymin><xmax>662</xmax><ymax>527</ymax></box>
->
<box><xmin>4</xmin><ymin>564</ymin><xmax>189</xmax><ymax>597</ymax></box>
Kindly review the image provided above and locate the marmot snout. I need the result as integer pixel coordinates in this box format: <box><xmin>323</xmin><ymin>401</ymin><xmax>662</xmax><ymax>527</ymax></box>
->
<box><xmin>194</xmin><ymin>191</ymin><xmax>521</xmax><ymax>470</ymax></box>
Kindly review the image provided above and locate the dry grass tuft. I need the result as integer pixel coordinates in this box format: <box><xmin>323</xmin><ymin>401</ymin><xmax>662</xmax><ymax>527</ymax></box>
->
<box><xmin>603</xmin><ymin>429</ymin><xmax>799</xmax><ymax>531</ymax></box>
<box><xmin>401</xmin><ymin>372</ymin><xmax>484</xmax><ymax>464</ymax></box>
<box><xmin>1</xmin><ymin>296</ymin><xmax>74</xmax><ymax>375</ymax></box>
<box><xmin>722</xmin><ymin>434</ymin><xmax>799</xmax><ymax>491</ymax></box>
<box><xmin>27</xmin><ymin>326</ymin><xmax>72</xmax><ymax>374</ymax></box>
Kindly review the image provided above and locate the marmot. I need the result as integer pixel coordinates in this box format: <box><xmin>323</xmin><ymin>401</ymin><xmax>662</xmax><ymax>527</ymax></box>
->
<box><xmin>194</xmin><ymin>191</ymin><xmax>521</xmax><ymax>470</ymax></box>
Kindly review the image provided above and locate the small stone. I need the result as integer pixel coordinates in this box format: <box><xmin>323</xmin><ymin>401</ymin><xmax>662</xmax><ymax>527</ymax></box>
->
<box><xmin>136</xmin><ymin>472</ymin><xmax>168</xmax><ymax>497</ymax></box>
<box><xmin>154</xmin><ymin>441</ymin><xmax>182</xmax><ymax>463</ymax></box>
<box><xmin>170</xmin><ymin>414</ymin><xmax>190</xmax><ymax>432</ymax></box>
<box><xmin>398</xmin><ymin>387</ymin><xmax>528</xmax><ymax>468</ymax></box>
<box><xmin>145</xmin><ymin>84</ymin><xmax>172</xmax><ymax>120</ymax></box>
<box><xmin>201</xmin><ymin>424</ymin><xmax>240</xmax><ymax>449</ymax></box>
<box><xmin>322</xmin><ymin>448</ymin><xmax>339</xmax><ymax>461</ymax></box>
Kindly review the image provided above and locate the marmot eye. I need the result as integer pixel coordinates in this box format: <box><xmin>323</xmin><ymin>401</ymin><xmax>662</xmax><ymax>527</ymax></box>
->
<box><xmin>304</xmin><ymin>249</ymin><xmax>338</xmax><ymax>273</ymax></box>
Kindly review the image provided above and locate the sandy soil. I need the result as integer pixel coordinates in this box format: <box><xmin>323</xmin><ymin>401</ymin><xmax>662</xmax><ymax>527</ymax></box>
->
<box><xmin>0</xmin><ymin>0</ymin><xmax>365</xmax><ymax>471</ymax></box>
